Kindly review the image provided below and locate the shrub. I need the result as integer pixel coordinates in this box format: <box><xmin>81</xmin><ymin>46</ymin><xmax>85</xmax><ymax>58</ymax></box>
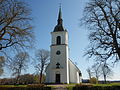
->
<box><xmin>90</xmin><ymin>77</ymin><xmax>98</xmax><ymax>84</ymax></box>
<box><xmin>73</xmin><ymin>85</ymin><xmax>120</xmax><ymax>90</ymax></box>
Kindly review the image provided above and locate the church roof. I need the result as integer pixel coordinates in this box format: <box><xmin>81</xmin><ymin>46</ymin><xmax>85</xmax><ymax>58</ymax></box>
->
<box><xmin>54</xmin><ymin>6</ymin><xmax>65</xmax><ymax>32</ymax></box>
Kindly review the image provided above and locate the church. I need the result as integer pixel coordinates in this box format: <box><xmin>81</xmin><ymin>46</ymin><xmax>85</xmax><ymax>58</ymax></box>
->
<box><xmin>46</xmin><ymin>7</ymin><xmax>82</xmax><ymax>84</ymax></box>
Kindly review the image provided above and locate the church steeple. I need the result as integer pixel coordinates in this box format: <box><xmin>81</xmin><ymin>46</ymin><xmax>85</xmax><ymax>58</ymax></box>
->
<box><xmin>54</xmin><ymin>6</ymin><xmax>65</xmax><ymax>32</ymax></box>
<box><xmin>57</xmin><ymin>6</ymin><xmax>63</xmax><ymax>25</ymax></box>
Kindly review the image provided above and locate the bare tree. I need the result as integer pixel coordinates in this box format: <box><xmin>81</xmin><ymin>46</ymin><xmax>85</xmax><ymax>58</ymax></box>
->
<box><xmin>92</xmin><ymin>62</ymin><xmax>101</xmax><ymax>81</ymax></box>
<box><xmin>86</xmin><ymin>68</ymin><xmax>93</xmax><ymax>80</ymax></box>
<box><xmin>0</xmin><ymin>0</ymin><xmax>33</xmax><ymax>55</ymax></box>
<box><xmin>82</xmin><ymin>0</ymin><xmax>120</xmax><ymax>63</ymax></box>
<box><xmin>101</xmin><ymin>61</ymin><xmax>113</xmax><ymax>84</ymax></box>
<box><xmin>35</xmin><ymin>49</ymin><xmax>50</xmax><ymax>83</ymax></box>
<box><xmin>10</xmin><ymin>52</ymin><xmax>29</xmax><ymax>84</ymax></box>
<box><xmin>0</xmin><ymin>56</ymin><xmax>5</xmax><ymax>76</ymax></box>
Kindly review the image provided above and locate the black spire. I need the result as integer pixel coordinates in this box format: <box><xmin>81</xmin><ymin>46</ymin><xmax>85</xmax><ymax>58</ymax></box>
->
<box><xmin>54</xmin><ymin>6</ymin><xmax>65</xmax><ymax>32</ymax></box>
<box><xmin>57</xmin><ymin>6</ymin><xmax>63</xmax><ymax>25</ymax></box>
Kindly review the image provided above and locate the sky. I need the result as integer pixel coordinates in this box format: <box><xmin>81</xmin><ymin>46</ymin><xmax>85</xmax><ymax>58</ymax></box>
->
<box><xmin>26</xmin><ymin>0</ymin><xmax>92</xmax><ymax>79</ymax></box>
<box><xmin>1</xmin><ymin>0</ymin><xmax>120</xmax><ymax>80</ymax></box>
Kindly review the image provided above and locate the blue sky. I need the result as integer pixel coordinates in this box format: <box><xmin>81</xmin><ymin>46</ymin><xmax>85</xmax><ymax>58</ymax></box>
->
<box><xmin>26</xmin><ymin>0</ymin><xmax>92</xmax><ymax>79</ymax></box>
<box><xmin>26</xmin><ymin>0</ymin><xmax>120</xmax><ymax>80</ymax></box>
<box><xmin>1</xmin><ymin>0</ymin><xmax>120</xmax><ymax>80</ymax></box>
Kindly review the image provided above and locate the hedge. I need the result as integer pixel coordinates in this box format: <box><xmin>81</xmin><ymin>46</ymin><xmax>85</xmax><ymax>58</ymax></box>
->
<box><xmin>73</xmin><ymin>86</ymin><xmax>120</xmax><ymax>90</ymax></box>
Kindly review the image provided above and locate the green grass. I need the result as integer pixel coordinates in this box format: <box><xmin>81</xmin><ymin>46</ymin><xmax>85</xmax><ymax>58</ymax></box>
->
<box><xmin>67</xmin><ymin>86</ymin><xmax>74</xmax><ymax>90</ymax></box>
<box><xmin>94</xmin><ymin>83</ymin><xmax>120</xmax><ymax>87</ymax></box>
<box><xmin>0</xmin><ymin>85</ymin><xmax>27</xmax><ymax>87</ymax></box>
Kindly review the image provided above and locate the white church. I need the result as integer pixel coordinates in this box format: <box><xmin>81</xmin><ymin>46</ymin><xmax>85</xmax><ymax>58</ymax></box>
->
<box><xmin>46</xmin><ymin>7</ymin><xmax>82</xmax><ymax>84</ymax></box>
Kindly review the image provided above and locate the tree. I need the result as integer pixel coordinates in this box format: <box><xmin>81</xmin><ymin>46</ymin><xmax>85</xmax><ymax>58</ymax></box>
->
<box><xmin>34</xmin><ymin>49</ymin><xmax>50</xmax><ymax>83</ymax></box>
<box><xmin>101</xmin><ymin>61</ymin><xmax>113</xmax><ymax>83</ymax></box>
<box><xmin>0</xmin><ymin>74</ymin><xmax>37</xmax><ymax>85</ymax></box>
<box><xmin>0</xmin><ymin>0</ymin><xmax>33</xmax><ymax>55</ymax></box>
<box><xmin>33</xmin><ymin>74</ymin><xmax>46</xmax><ymax>84</ymax></box>
<box><xmin>86</xmin><ymin>68</ymin><xmax>93</xmax><ymax>80</ymax></box>
<box><xmin>9</xmin><ymin>52</ymin><xmax>29</xmax><ymax>84</ymax></box>
<box><xmin>82</xmin><ymin>0</ymin><xmax>120</xmax><ymax>63</ymax></box>
<box><xmin>92</xmin><ymin>62</ymin><xmax>101</xmax><ymax>81</ymax></box>
<box><xmin>88</xmin><ymin>61</ymin><xmax>113</xmax><ymax>84</ymax></box>
<box><xmin>18</xmin><ymin>74</ymin><xmax>35</xmax><ymax>84</ymax></box>
<box><xmin>0</xmin><ymin>56</ymin><xmax>5</xmax><ymax>76</ymax></box>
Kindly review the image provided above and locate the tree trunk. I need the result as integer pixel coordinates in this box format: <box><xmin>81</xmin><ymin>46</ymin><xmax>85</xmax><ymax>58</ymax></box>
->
<box><xmin>39</xmin><ymin>69</ymin><xmax>43</xmax><ymax>83</ymax></box>
<box><xmin>117</xmin><ymin>49</ymin><xmax>120</xmax><ymax>59</ymax></box>
<box><xmin>15</xmin><ymin>70</ymin><xmax>21</xmax><ymax>84</ymax></box>
<box><xmin>15</xmin><ymin>75</ymin><xmax>20</xmax><ymax>85</ymax></box>
<box><xmin>103</xmin><ymin>75</ymin><xmax>107</xmax><ymax>84</ymax></box>
<box><xmin>113</xmin><ymin>35</ymin><xmax>120</xmax><ymax>59</ymax></box>
<box><xmin>96</xmin><ymin>75</ymin><xmax>99</xmax><ymax>84</ymax></box>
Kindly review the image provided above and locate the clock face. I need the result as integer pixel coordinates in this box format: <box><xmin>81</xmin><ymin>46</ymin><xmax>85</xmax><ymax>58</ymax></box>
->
<box><xmin>56</xmin><ymin>50</ymin><xmax>61</xmax><ymax>55</ymax></box>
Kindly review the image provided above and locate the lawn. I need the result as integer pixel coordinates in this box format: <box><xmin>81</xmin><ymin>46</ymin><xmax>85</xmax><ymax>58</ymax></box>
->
<box><xmin>94</xmin><ymin>83</ymin><xmax>120</xmax><ymax>86</ymax></box>
<box><xmin>0</xmin><ymin>85</ymin><xmax>27</xmax><ymax>87</ymax></box>
<box><xmin>0</xmin><ymin>84</ymin><xmax>51</xmax><ymax>90</ymax></box>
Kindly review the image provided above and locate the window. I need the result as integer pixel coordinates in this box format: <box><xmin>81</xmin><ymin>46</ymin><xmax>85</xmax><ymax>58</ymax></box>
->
<box><xmin>79</xmin><ymin>72</ymin><xmax>82</xmax><ymax>76</ymax></box>
<box><xmin>56</xmin><ymin>36</ymin><xmax>61</xmax><ymax>45</ymax></box>
<box><xmin>56</xmin><ymin>50</ymin><xmax>61</xmax><ymax>55</ymax></box>
<box><xmin>56</xmin><ymin>62</ymin><xmax>60</xmax><ymax>69</ymax></box>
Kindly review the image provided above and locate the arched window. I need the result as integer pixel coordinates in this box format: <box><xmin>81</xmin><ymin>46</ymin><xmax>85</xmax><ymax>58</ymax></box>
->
<box><xmin>56</xmin><ymin>36</ymin><xmax>61</xmax><ymax>45</ymax></box>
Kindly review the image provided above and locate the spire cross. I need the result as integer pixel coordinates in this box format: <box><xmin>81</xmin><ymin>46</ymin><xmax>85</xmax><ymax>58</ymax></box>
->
<box><xmin>59</xmin><ymin>3</ymin><xmax>61</xmax><ymax>8</ymax></box>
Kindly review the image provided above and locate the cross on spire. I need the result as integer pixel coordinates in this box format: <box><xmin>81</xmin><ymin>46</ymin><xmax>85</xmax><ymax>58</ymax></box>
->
<box><xmin>59</xmin><ymin>2</ymin><xmax>61</xmax><ymax>8</ymax></box>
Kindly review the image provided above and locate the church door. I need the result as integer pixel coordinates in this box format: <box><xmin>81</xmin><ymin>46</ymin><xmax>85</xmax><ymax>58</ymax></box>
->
<box><xmin>56</xmin><ymin>74</ymin><xmax>60</xmax><ymax>83</ymax></box>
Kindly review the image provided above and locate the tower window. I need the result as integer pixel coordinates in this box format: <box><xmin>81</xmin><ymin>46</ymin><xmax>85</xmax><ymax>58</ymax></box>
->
<box><xmin>56</xmin><ymin>62</ymin><xmax>60</xmax><ymax>69</ymax></box>
<box><xmin>56</xmin><ymin>50</ymin><xmax>61</xmax><ymax>55</ymax></box>
<box><xmin>56</xmin><ymin>36</ymin><xmax>61</xmax><ymax>45</ymax></box>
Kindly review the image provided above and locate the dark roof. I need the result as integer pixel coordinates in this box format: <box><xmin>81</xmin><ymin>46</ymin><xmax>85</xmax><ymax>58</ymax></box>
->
<box><xmin>54</xmin><ymin>24</ymin><xmax>65</xmax><ymax>32</ymax></box>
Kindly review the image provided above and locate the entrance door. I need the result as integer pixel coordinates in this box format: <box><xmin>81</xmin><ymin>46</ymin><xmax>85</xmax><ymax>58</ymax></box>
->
<box><xmin>56</xmin><ymin>74</ymin><xmax>60</xmax><ymax>83</ymax></box>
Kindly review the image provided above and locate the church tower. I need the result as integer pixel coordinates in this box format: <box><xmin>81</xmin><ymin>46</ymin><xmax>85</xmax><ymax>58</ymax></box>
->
<box><xmin>46</xmin><ymin>6</ymin><xmax>82</xmax><ymax>84</ymax></box>
<box><xmin>46</xmin><ymin>7</ymin><xmax>69</xmax><ymax>84</ymax></box>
